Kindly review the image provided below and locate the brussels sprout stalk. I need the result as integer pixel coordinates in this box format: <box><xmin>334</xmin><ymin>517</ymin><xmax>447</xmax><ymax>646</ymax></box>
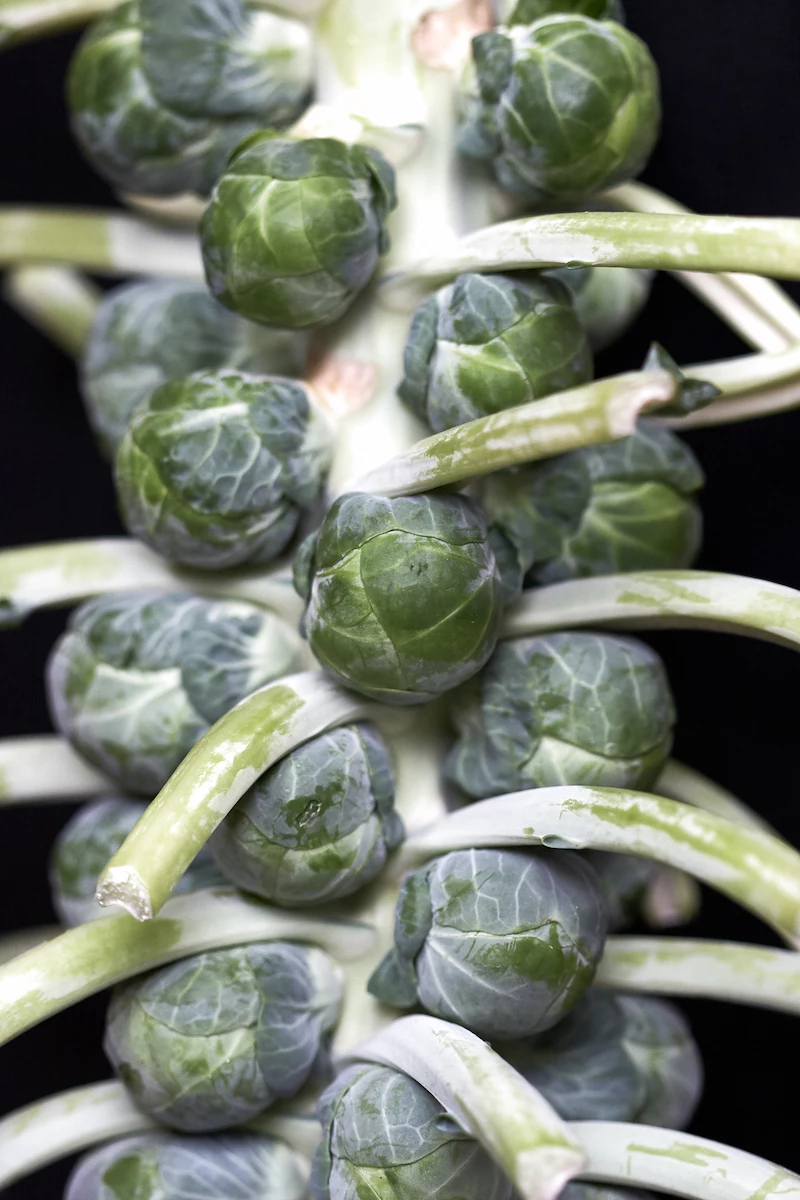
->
<box><xmin>0</xmin><ymin>207</ymin><xmax>203</xmax><ymax>277</ymax></box>
<box><xmin>0</xmin><ymin>0</ymin><xmax>115</xmax><ymax>44</ymax></box>
<box><xmin>597</xmin><ymin>937</ymin><xmax>800</xmax><ymax>1016</ymax></box>
<box><xmin>0</xmin><ymin>734</ymin><xmax>107</xmax><ymax>802</ymax></box>
<box><xmin>401</xmin><ymin>788</ymin><xmax>800</xmax><ymax>948</ymax></box>
<box><xmin>666</xmin><ymin>341</ymin><xmax>800</xmax><ymax>429</ymax></box>
<box><xmin>573</xmin><ymin>1121</ymin><xmax>800</xmax><ymax>1200</ymax></box>
<box><xmin>349</xmin><ymin>369</ymin><xmax>678</xmax><ymax>496</ymax></box>
<box><xmin>0</xmin><ymin>536</ymin><xmax>304</xmax><ymax>628</ymax></box>
<box><xmin>348</xmin><ymin>1015</ymin><xmax>587</xmax><ymax>1200</ymax></box>
<box><xmin>0</xmin><ymin>1079</ymin><xmax>318</xmax><ymax>1190</ymax></box>
<box><xmin>95</xmin><ymin>672</ymin><xmax>372</xmax><ymax>920</ymax></box>
<box><xmin>2</xmin><ymin>266</ymin><xmax>100</xmax><ymax>355</ymax></box>
<box><xmin>504</xmin><ymin>569</ymin><xmax>800</xmax><ymax>651</ymax></box>
<box><xmin>0</xmin><ymin>886</ymin><xmax>375</xmax><ymax>1047</ymax></box>
<box><xmin>607</xmin><ymin>182</ymin><xmax>800</xmax><ymax>352</ymax></box>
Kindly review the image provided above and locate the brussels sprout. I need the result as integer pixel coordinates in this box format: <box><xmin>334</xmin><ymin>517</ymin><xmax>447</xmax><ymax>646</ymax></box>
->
<box><xmin>585</xmin><ymin>850</ymin><xmax>658</xmax><ymax>931</ymax></box>
<box><xmin>115</xmin><ymin>369</ymin><xmax>332</xmax><ymax>570</ymax></box>
<box><xmin>66</xmin><ymin>1132</ymin><xmax>307</xmax><ymax>1200</ymax></box>
<box><xmin>105</xmin><ymin>942</ymin><xmax>342</xmax><ymax>1131</ymax></box>
<box><xmin>507</xmin><ymin>0</ymin><xmax>625</xmax><ymax>23</ymax></box>
<box><xmin>398</xmin><ymin>272</ymin><xmax>593</xmax><ymax>433</ymax></box>
<box><xmin>212</xmin><ymin>724</ymin><xmax>404</xmax><ymax>907</ymax></box>
<box><xmin>550</xmin><ymin>266</ymin><xmax>653</xmax><ymax>352</ymax></box>
<box><xmin>139</xmin><ymin>0</ymin><xmax>313</xmax><ymax>123</ymax></box>
<box><xmin>46</xmin><ymin>591</ymin><xmax>305</xmax><ymax>796</ymax></box>
<box><xmin>502</xmin><ymin>989</ymin><xmax>703</xmax><ymax>1127</ymax></box>
<box><xmin>50</xmin><ymin>796</ymin><xmax>224</xmax><ymax>927</ymax></box>
<box><xmin>368</xmin><ymin>848</ymin><xmax>606</xmax><ymax>1039</ymax></box>
<box><xmin>445</xmin><ymin>631</ymin><xmax>675</xmax><ymax>799</ymax></box>
<box><xmin>67</xmin><ymin>2</ymin><xmax>261</xmax><ymax>198</ymax></box>
<box><xmin>311</xmin><ymin>1062</ymin><xmax>514</xmax><ymax>1200</ymax></box>
<box><xmin>81</xmin><ymin>279</ymin><xmax>306</xmax><ymax>457</ymax></box>
<box><xmin>482</xmin><ymin>422</ymin><xmax>704</xmax><ymax>596</ymax></box>
<box><xmin>458</xmin><ymin>16</ymin><xmax>660</xmax><ymax>206</ymax></box>
<box><xmin>201</xmin><ymin>134</ymin><xmax>397</xmax><ymax>329</ymax></box>
<box><xmin>299</xmin><ymin>492</ymin><xmax>504</xmax><ymax>706</ymax></box>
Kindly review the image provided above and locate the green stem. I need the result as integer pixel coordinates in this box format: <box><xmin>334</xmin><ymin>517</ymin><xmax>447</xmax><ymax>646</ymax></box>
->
<box><xmin>657</xmin><ymin>759</ymin><xmax>778</xmax><ymax>836</ymax></box>
<box><xmin>0</xmin><ymin>734</ymin><xmax>108</xmax><ymax>802</ymax></box>
<box><xmin>663</xmin><ymin>341</ymin><xmax>800</xmax><ymax>429</ymax></box>
<box><xmin>95</xmin><ymin>673</ymin><xmax>373</xmax><ymax>920</ymax></box>
<box><xmin>2</xmin><ymin>266</ymin><xmax>101</xmax><ymax>356</ymax></box>
<box><xmin>0</xmin><ymin>208</ymin><xmax>203</xmax><ymax>277</ymax></box>
<box><xmin>597</xmin><ymin>936</ymin><xmax>800</xmax><ymax>1016</ymax></box>
<box><xmin>0</xmin><ymin>886</ymin><xmax>375</xmax><ymax>1047</ymax></box>
<box><xmin>348</xmin><ymin>1015</ymin><xmax>586</xmax><ymax>1200</ymax></box>
<box><xmin>0</xmin><ymin>0</ymin><xmax>114</xmax><ymax>45</ymax></box>
<box><xmin>348</xmin><ymin>369</ymin><xmax>678</xmax><ymax>496</ymax></box>
<box><xmin>573</xmin><ymin>1121</ymin><xmax>800</xmax><ymax>1200</ymax></box>
<box><xmin>503</xmin><ymin>570</ymin><xmax>800</xmax><ymax>653</ymax></box>
<box><xmin>401</xmin><ymin>787</ymin><xmax>800</xmax><ymax>948</ymax></box>
<box><xmin>380</xmin><ymin>211</ymin><xmax>800</xmax><ymax>310</ymax></box>
<box><xmin>606</xmin><ymin>182</ymin><xmax>800</xmax><ymax>352</ymax></box>
<box><xmin>0</xmin><ymin>537</ymin><xmax>304</xmax><ymax>628</ymax></box>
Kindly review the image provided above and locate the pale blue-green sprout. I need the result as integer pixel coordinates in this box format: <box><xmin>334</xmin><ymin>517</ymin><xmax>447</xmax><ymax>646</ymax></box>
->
<box><xmin>458</xmin><ymin>15</ymin><xmax>660</xmax><ymax>206</ymax></box>
<box><xmin>46</xmin><ymin>591</ymin><xmax>305</xmax><ymax>796</ymax></box>
<box><xmin>502</xmin><ymin>989</ymin><xmax>703</xmax><ymax>1127</ymax></box>
<box><xmin>65</xmin><ymin>1132</ymin><xmax>308</xmax><ymax>1200</ymax></box>
<box><xmin>584</xmin><ymin>851</ymin><xmax>658</xmax><ymax>931</ymax></box>
<box><xmin>104</xmin><ymin>942</ymin><xmax>342</xmax><ymax>1132</ymax></box>
<box><xmin>550</xmin><ymin>266</ymin><xmax>653</xmax><ymax>352</ymax></box>
<box><xmin>81</xmin><ymin>279</ymin><xmax>306</xmax><ymax>457</ymax></box>
<box><xmin>368</xmin><ymin>847</ymin><xmax>607</xmax><ymax>1039</ymax></box>
<box><xmin>49</xmin><ymin>796</ymin><xmax>223</xmax><ymax>927</ymax></box>
<box><xmin>115</xmin><ymin>369</ymin><xmax>333</xmax><ymax>570</ymax></box>
<box><xmin>212</xmin><ymin>723</ymin><xmax>404</xmax><ymax>907</ymax></box>
<box><xmin>506</xmin><ymin>1</ymin><xmax>625</xmax><ymax>22</ymax></box>
<box><xmin>445</xmin><ymin>631</ymin><xmax>675</xmax><ymax>799</ymax></box>
<box><xmin>311</xmin><ymin>1062</ymin><xmax>514</xmax><ymax>1200</ymax></box>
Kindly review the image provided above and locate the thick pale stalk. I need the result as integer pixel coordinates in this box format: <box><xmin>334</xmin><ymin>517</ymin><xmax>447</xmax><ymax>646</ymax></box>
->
<box><xmin>0</xmin><ymin>887</ymin><xmax>375</xmax><ymax>1047</ymax></box>
<box><xmin>348</xmin><ymin>1015</ymin><xmax>586</xmax><ymax>1200</ymax></box>
<box><xmin>348</xmin><ymin>370</ymin><xmax>678</xmax><ymax>497</ymax></box>
<box><xmin>381</xmin><ymin>211</ymin><xmax>800</xmax><ymax>310</ymax></box>
<box><xmin>0</xmin><ymin>208</ymin><xmax>203</xmax><ymax>278</ymax></box>
<box><xmin>3</xmin><ymin>266</ymin><xmax>101</xmax><ymax>356</ymax></box>
<box><xmin>503</xmin><ymin>570</ymin><xmax>800</xmax><ymax>652</ymax></box>
<box><xmin>0</xmin><ymin>1081</ymin><xmax>318</xmax><ymax>1189</ymax></box>
<box><xmin>401</xmin><ymin>788</ymin><xmax>800</xmax><ymax>948</ymax></box>
<box><xmin>96</xmin><ymin>672</ymin><xmax>369</xmax><ymax>920</ymax></box>
<box><xmin>0</xmin><ymin>537</ymin><xmax>304</xmax><ymax>627</ymax></box>
<box><xmin>657</xmin><ymin>759</ymin><xmax>777</xmax><ymax>836</ymax></box>
<box><xmin>662</xmin><ymin>342</ymin><xmax>800</xmax><ymax>429</ymax></box>
<box><xmin>607</xmin><ymin>182</ymin><xmax>800</xmax><ymax>352</ymax></box>
<box><xmin>0</xmin><ymin>735</ymin><xmax>107</xmax><ymax>802</ymax></box>
<box><xmin>597</xmin><ymin>936</ymin><xmax>800</xmax><ymax>1016</ymax></box>
<box><xmin>573</xmin><ymin>1121</ymin><xmax>800</xmax><ymax>1200</ymax></box>
<box><xmin>0</xmin><ymin>0</ymin><xmax>114</xmax><ymax>43</ymax></box>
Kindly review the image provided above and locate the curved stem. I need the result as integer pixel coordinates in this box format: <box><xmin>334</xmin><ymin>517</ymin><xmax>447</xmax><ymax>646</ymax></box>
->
<box><xmin>0</xmin><ymin>886</ymin><xmax>375</xmax><ymax>1047</ymax></box>
<box><xmin>0</xmin><ymin>537</ymin><xmax>304</xmax><ymax>628</ymax></box>
<box><xmin>0</xmin><ymin>208</ymin><xmax>203</xmax><ymax>278</ymax></box>
<box><xmin>348</xmin><ymin>1015</ymin><xmax>586</xmax><ymax>1200</ymax></box>
<box><xmin>657</xmin><ymin>759</ymin><xmax>778</xmax><ymax>837</ymax></box>
<box><xmin>348</xmin><ymin>369</ymin><xmax>677</xmax><ymax>496</ymax></box>
<box><xmin>381</xmin><ymin>211</ymin><xmax>800</xmax><ymax>310</ymax></box>
<box><xmin>597</xmin><ymin>936</ymin><xmax>800</xmax><ymax>1016</ymax></box>
<box><xmin>2</xmin><ymin>266</ymin><xmax>101</xmax><ymax>356</ymax></box>
<box><xmin>95</xmin><ymin>672</ymin><xmax>370</xmax><ymax>920</ymax></box>
<box><xmin>0</xmin><ymin>734</ymin><xmax>108</xmax><ymax>802</ymax></box>
<box><xmin>606</xmin><ymin>182</ymin><xmax>800</xmax><ymax>352</ymax></box>
<box><xmin>0</xmin><ymin>0</ymin><xmax>114</xmax><ymax>45</ymax></box>
<box><xmin>503</xmin><ymin>571</ymin><xmax>800</xmax><ymax>653</ymax></box>
<box><xmin>401</xmin><ymin>787</ymin><xmax>800</xmax><ymax>948</ymax></box>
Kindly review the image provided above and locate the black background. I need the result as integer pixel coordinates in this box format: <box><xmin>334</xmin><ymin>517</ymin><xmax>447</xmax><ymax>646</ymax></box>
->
<box><xmin>1</xmin><ymin>2</ymin><xmax>800</xmax><ymax>1196</ymax></box>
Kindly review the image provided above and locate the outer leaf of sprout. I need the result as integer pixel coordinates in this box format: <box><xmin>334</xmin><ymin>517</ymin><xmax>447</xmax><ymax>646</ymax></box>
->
<box><xmin>506</xmin><ymin>0</ymin><xmax>625</xmax><ymax>23</ymax></box>
<box><xmin>458</xmin><ymin>16</ymin><xmax>659</xmax><ymax>206</ymax></box>
<box><xmin>201</xmin><ymin>134</ymin><xmax>397</xmax><ymax>329</ymax></box>
<box><xmin>446</xmin><ymin>631</ymin><xmax>675</xmax><ymax>799</ymax></box>
<box><xmin>212</xmin><ymin>723</ymin><xmax>404</xmax><ymax>907</ymax></box>
<box><xmin>46</xmin><ymin>591</ymin><xmax>305</xmax><ymax>795</ymax></box>
<box><xmin>549</xmin><ymin>267</ymin><xmax>652</xmax><ymax>352</ymax></box>
<box><xmin>398</xmin><ymin>272</ymin><xmax>592</xmax><ymax>433</ymax></box>
<box><xmin>115</xmin><ymin>370</ymin><xmax>332</xmax><ymax>570</ymax></box>
<box><xmin>303</xmin><ymin>491</ymin><xmax>504</xmax><ymax>705</ymax></box>
<box><xmin>369</xmin><ymin>847</ymin><xmax>607</xmax><ymax>1039</ymax></box>
<box><xmin>104</xmin><ymin>942</ymin><xmax>343</xmax><ymax>1131</ymax></box>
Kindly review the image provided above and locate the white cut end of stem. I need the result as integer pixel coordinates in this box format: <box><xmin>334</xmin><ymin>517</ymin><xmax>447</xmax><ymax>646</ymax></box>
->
<box><xmin>95</xmin><ymin>867</ymin><xmax>152</xmax><ymax>922</ymax></box>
